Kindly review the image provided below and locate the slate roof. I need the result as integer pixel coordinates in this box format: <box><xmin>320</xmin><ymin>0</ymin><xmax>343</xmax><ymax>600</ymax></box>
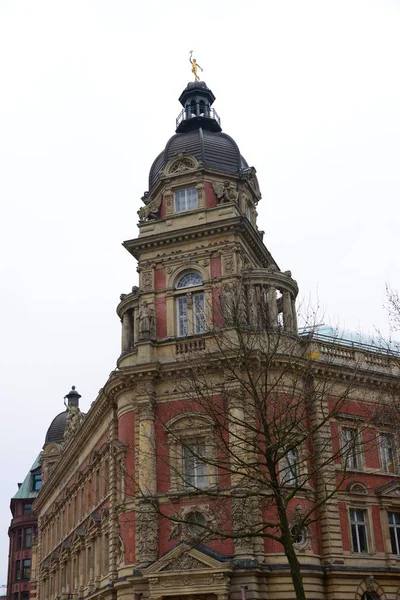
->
<box><xmin>149</xmin><ymin>128</ymin><xmax>248</xmax><ymax>191</ymax></box>
<box><xmin>12</xmin><ymin>454</ymin><xmax>41</xmax><ymax>500</ymax></box>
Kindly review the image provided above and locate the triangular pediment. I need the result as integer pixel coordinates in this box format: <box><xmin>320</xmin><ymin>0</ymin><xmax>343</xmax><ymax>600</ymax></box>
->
<box><xmin>375</xmin><ymin>480</ymin><xmax>400</xmax><ymax>497</ymax></box>
<box><xmin>144</xmin><ymin>543</ymin><xmax>230</xmax><ymax>575</ymax></box>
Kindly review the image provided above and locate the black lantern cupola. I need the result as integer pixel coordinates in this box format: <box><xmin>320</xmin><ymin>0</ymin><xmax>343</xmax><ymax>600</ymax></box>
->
<box><xmin>176</xmin><ymin>81</ymin><xmax>221</xmax><ymax>134</ymax></box>
<box><xmin>64</xmin><ymin>385</ymin><xmax>81</xmax><ymax>408</ymax></box>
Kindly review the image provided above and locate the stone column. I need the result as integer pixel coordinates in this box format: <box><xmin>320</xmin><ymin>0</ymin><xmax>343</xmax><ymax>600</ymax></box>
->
<box><xmin>247</xmin><ymin>285</ymin><xmax>258</xmax><ymax>329</ymax></box>
<box><xmin>291</xmin><ymin>297</ymin><xmax>298</xmax><ymax>332</ymax></box>
<box><xmin>266</xmin><ymin>286</ymin><xmax>278</xmax><ymax>327</ymax></box>
<box><xmin>121</xmin><ymin>312</ymin><xmax>132</xmax><ymax>353</ymax></box>
<box><xmin>282</xmin><ymin>291</ymin><xmax>294</xmax><ymax>332</ymax></box>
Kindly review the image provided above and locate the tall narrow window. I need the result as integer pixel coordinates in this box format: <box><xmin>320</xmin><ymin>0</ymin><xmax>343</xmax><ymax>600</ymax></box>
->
<box><xmin>283</xmin><ymin>448</ymin><xmax>300</xmax><ymax>485</ymax></box>
<box><xmin>104</xmin><ymin>459</ymin><xmax>109</xmax><ymax>496</ymax></box>
<box><xmin>22</xmin><ymin>559</ymin><xmax>31</xmax><ymax>580</ymax></box>
<box><xmin>175</xmin><ymin>271</ymin><xmax>206</xmax><ymax>337</ymax></box>
<box><xmin>174</xmin><ymin>187</ymin><xmax>198</xmax><ymax>212</ymax></box>
<box><xmin>388</xmin><ymin>512</ymin><xmax>400</xmax><ymax>554</ymax></box>
<box><xmin>15</xmin><ymin>560</ymin><xmax>21</xmax><ymax>581</ymax></box>
<box><xmin>350</xmin><ymin>509</ymin><xmax>368</xmax><ymax>553</ymax></box>
<box><xmin>193</xmin><ymin>292</ymin><xmax>206</xmax><ymax>334</ymax></box>
<box><xmin>183</xmin><ymin>441</ymin><xmax>207</xmax><ymax>489</ymax></box>
<box><xmin>342</xmin><ymin>427</ymin><xmax>361</xmax><ymax>469</ymax></box>
<box><xmin>24</xmin><ymin>527</ymin><xmax>32</xmax><ymax>548</ymax></box>
<box><xmin>380</xmin><ymin>433</ymin><xmax>395</xmax><ymax>473</ymax></box>
<box><xmin>177</xmin><ymin>296</ymin><xmax>189</xmax><ymax>337</ymax></box>
<box><xmin>17</xmin><ymin>529</ymin><xmax>22</xmax><ymax>549</ymax></box>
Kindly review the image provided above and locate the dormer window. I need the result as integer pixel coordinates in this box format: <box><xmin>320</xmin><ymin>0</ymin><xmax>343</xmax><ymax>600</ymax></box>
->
<box><xmin>175</xmin><ymin>187</ymin><xmax>198</xmax><ymax>212</ymax></box>
<box><xmin>32</xmin><ymin>473</ymin><xmax>42</xmax><ymax>491</ymax></box>
<box><xmin>175</xmin><ymin>270</ymin><xmax>205</xmax><ymax>337</ymax></box>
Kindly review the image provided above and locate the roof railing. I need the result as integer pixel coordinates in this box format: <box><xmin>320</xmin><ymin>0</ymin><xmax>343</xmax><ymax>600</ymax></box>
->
<box><xmin>176</xmin><ymin>107</ymin><xmax>221</xmax><ymax>129</ymax></box>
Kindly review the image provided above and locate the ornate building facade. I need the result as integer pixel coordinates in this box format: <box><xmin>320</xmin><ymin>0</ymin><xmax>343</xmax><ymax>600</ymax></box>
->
<box><xmin>29</xmin><ymin>80</ymin><xmax>400</xmax><ymax>600</ymax></box>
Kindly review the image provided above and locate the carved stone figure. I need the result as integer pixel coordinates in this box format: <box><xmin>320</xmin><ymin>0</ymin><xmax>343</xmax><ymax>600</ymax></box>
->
<box><xmin>64</xmin><ymin>404</ymin><xmax>83</xmax><ymax>441</ymax></box>
<box><xmin>212</xmin><ymin>181</ymin><xmax>239</xmax><ymax>204</ymax></box>
<box><xmin>138</xmin><ymin>193</ymin><xmax>162</xmax><ymax>222</ymax></box>
<box><xmin>138</xmin><ymin>301</ymin><xmax>154</xmax><ymax>340</ymax></box>
<box><xmin>117</xmin><ymin>535</ymin><xmax>125</xmax><ymax>565</ymax></box>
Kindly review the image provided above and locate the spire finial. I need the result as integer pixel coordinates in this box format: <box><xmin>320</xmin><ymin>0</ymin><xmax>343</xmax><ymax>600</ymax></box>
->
<box><xmin>189</xmin><ymin>50</ymin><xmax>203</xmax><ymax>81</ymax></box>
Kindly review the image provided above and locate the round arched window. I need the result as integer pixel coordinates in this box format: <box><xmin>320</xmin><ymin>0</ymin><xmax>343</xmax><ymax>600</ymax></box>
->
<box><xmin>176</xmin><ymin>271</ymin><xmax>203</xmax><ymax>289</ymax></box>
<box><xmin>175</xmin><ymin>271</ymin><xmax>205</xmax><ymax>337</ymax></box>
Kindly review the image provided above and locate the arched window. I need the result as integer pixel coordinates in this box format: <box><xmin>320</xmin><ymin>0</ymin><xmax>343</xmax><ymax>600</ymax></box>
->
<box><xmin>175</xmin><ymin>271</ymin><xmax>205</xmax><ymax>337</ymax></box>
<box><xmin>362</xmin><ymin>593</ymin><xmax>379</xmax><ymax>600</ymax></box>
<box><xmin>165</xmin><ymin>413</ymin><xmax>217</xmax><ymax>492</ymax></box>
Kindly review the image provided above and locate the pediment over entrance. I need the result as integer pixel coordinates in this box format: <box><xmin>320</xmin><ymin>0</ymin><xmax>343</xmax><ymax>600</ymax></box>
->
<box><xmin>375</xmin><ymin>480</ymin><xmax>400</xmax><ymax>498</ymax></box>
<box><xmin>142</xmin><ymin>544</ymin><xmax>232</xmax><ymax>598</ymax></box>
<box><xmin>145</xmin><ymin>544</ymin><xmax>231</xmax><ymax>574</ymax></box>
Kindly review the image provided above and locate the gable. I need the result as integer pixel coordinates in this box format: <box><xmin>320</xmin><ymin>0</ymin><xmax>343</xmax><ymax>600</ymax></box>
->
<box><xmin>144</xmin><ymin>543</ymin><xmax>231</xmax><ymax>575</ymax></box>
<box><xmin>375</xmin><ymin>481</ymin><xmax>400</xmax><ymax>498</ymax></box>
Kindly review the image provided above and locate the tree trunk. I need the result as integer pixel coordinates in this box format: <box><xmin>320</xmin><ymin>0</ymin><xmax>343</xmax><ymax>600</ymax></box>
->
<box><xmin>276</xmin><ymin>494</ymin><xmax>307</xmax><ymax>600</ymax></box>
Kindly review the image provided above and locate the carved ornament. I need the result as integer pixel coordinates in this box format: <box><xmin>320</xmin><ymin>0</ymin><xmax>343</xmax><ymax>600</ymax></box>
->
<box><xmin>167</xmin><ymin>154</ymin><xmax>197</xmax><ymax>175</ymax></box>
<box><xmin>212</xmin><ymin>180</ymin><xmax>239</xmax><ymax>204</ymax></box>
<box><xmin>161</xmin><ymin>552</ymin><xmax>208</xmax><ymax>572</ymax></box>
<box><xmin>138</xmin><ymin>192</ymin><xmax>162</xmax><ymax>222</ymax></box>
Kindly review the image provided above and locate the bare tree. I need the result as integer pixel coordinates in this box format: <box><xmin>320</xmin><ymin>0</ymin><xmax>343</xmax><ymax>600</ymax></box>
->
<box><xmin>126</xmin><ymin>282</ymin><xmax>374</xmax><ymax>600</ymax></box>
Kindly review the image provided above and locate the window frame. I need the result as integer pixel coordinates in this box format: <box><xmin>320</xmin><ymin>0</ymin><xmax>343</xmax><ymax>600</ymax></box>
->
<box><xmin>174</xmin><ymin>187</ymin><xmax>198</xmax><ymax>213</ymax></box>
<box><xmin>380</xmin><ymin>433</ymin><xmax>396</xmax><ymax>474</ymax></box>
<box><xmin>165</xmin><ymin>413</ymin><xmax>217</xmax><ymax>492</ymax></box>
<box><xmin>349</xmin><ymin>508</ymin><xmax>369</xmax><ymax>553</ymax></box>
<box><xmin>175</xmin><ymin>271</ymin><xmax>206</xmax><ymax>338</ymax></box>
<box><xmin>24</xmin><ymin>527</ymin><xmax>32</xmax><ymax>549</ymax></box>
<box><xmin>22</xmin><ymin>558</ymin><xmax>31</xmax><ymax>581</ymax></box>
<box><xmin>23</xmin><ymin>503</ymin><xmax>32</xmax><ymax>515</ymax></box>
<box><xmin>388</xmin><ymin>511</ymin><xmax>400</xmax><ymax>555</ymax></box>
<box><xmin>182</xmin><ymin>440</ymin><xmax>207</xmax><ymax>490</ymax></box>
<box><xmin>15</xmin><ymin>560</ymin><xmax>21</xmax><ymax>581</ymax></box>
<box><xmin>283</xmin><ymin>448</ymin><xmax>300</xmax><ymax>486</ymax></box>
<box><xmin>32</xmin><ymin>472</ymin><xmax>42</xmax><ymax>491</ymax></box>
<box><xmin>341</xmin><ymin>426</ymin><xmax>363</xmax><ymax>470</ymax></box>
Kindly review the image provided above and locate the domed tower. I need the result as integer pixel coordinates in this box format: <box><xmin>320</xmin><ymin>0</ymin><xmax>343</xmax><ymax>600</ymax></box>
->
<box><xmin>110</xmin><ymin>80</ymin><xmax>300</xmax><ymax>581</ymax></box>
<box><xmin>41</xmin><ymin>386</ymin><xmax>83</xmax><ymax>482</ymax></box>
<box><xmin>117</xmin><ymin>80</ymin><xmax>298</xmax><ymax>364</ymax></box>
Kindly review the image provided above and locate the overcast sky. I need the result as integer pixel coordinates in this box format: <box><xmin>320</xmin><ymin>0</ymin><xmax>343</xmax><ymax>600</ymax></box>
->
<box><xmin>1</xmin><ymin>0</ymin><xmax>399</xmax><ymax>585</ymax></box>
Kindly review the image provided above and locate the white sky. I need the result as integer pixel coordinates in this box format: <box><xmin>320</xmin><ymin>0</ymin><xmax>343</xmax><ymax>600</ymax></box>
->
<box><xmin>0</xmin><ymin>0</ymin><xmax>399</xmax><ymax>585</ymax></box>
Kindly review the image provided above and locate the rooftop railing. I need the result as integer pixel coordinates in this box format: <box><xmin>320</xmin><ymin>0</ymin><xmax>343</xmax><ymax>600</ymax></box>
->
<box><xmin>176</xmin><ymin>107</ymin><xmax>221</xmax><ymax>129</ymax></box>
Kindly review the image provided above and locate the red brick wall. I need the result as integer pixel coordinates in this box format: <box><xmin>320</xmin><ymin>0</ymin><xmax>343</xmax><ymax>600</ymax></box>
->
<box><xmin>156</xmin><ymin>296</ymin><xmax>167</xmax><ymax>339</ymax></box>
<box><xmin>119</xmin><ymin>511</ymin><xmax>136</xmax><ymax>563</ymax></box>
<box><xmin>211</xmin><ymin>255</ymin><xmax>221</xmax><ymax>279</ymax></box>
<box><xmin>155</xmin><ymin>267</ymin><xmax>166</xmax><ymax>290</ymax></box>
<box><xmin>204</xmin><ymin>181</ymin><xmax>218</xmax><ymax>208</ymax></box>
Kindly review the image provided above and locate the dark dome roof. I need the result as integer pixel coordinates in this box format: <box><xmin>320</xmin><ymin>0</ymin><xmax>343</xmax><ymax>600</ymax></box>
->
<box><xmin>45</xmin><ymin>411</ymin><xmax>67</xmax><ymax>444</ymax></box>
<box><xmin>149</xmin><ymin>128</ymin><xmax>248</xmax><ymax>190</ymax></box>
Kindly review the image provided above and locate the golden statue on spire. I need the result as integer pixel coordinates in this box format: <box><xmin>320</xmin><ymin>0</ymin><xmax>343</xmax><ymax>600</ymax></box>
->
<box><xmin>189</xmin><ymin>50</ymin><xmax>203</xmax><ymax>81</ymax></box>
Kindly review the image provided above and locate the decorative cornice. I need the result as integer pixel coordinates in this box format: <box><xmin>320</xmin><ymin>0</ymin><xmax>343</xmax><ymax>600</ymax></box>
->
<box><xmin>124</xmin><ymin>217</ymin><xmax>278</xmax><ymax>270</ymax></box>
